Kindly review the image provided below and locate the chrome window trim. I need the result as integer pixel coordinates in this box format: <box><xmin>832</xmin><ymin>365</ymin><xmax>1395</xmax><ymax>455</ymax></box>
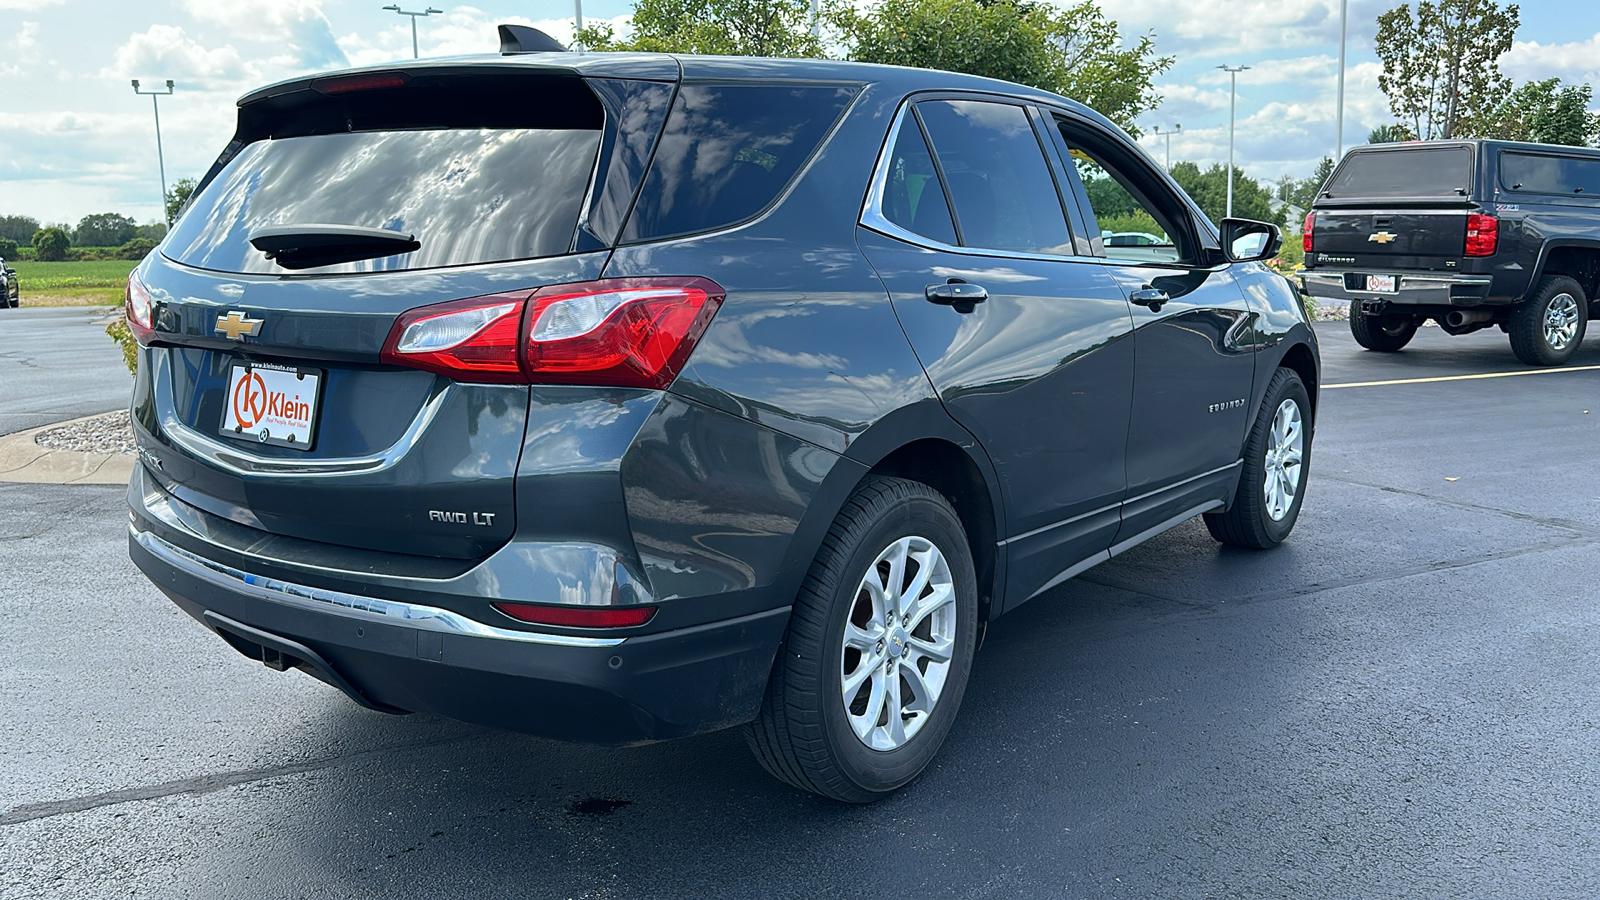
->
<box><xmin>859</xmin><ymin>100</ymin><xmax>1083</xmax><ymax>264</ymax></box>
<box><xmin>134</xmin><ymin>527</ymin><xmax>627</xmax><ymax>649</ymax></box>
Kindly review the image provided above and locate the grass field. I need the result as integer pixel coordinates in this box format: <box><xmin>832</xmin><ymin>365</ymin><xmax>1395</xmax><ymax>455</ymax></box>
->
<box><xmin>10</xmin><ymin>259</ymin><xmax>137</xmax><ymax>306</ymax></box>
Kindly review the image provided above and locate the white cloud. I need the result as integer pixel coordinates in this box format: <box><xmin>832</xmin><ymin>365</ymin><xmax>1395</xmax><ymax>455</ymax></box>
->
<box><xmin>183</xmin><ymin>0</ymin><xmax>347</xmax><ymax>69</ymax></box>
<box><xmin>0</xmin><ymin>0</ymin><xmax>63</xmax><ymax>9</ymax></box>
<box><xmin>1503</xmin><ymin>33</ymin><xmax>1600</xmax><ymax>87</ymax></box>
<box><xmin>337</xmin><ymin>7</ymin><xmax>630</xmax><ymax>67</ymax></box>
<box><xmin>1109</xmin><ymin>0</ymin><xmax>1392</xmax><ymax>56</ymax></box>
<box><xmin>0</xmin><ymin>20</ymin><xmax>41</xmax><ymax>76</ymax></box>
<box><xmin>104</xmin><ymin>25</ymin><xmax>251</xmax><ymax>86</ymax></box>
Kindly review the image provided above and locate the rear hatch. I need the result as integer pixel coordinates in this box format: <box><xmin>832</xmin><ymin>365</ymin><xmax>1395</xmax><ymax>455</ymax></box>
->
<box><xmin>1308</xmin><ymin>144</ymin><xmax>1478</xmax><ymax>269</ymax></box>
<box><xmin>135</xmin><ymin>63</ymin><xmax>675</xmax><ymax>560</ymax></box>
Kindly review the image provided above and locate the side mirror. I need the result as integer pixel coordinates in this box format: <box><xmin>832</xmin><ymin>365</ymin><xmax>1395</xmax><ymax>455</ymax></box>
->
<box><xmin>1221</xmin><ymin>218</ymin><xmax>1282</xmax><ymax>263</ymax></box>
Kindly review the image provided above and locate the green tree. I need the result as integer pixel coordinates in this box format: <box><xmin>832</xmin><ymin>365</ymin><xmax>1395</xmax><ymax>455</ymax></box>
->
<box><xmin>576</xmin><ymin>0</ymin><xmax>822</xmax><ymax>57</ymax></box>
<box><xmin>1376</xmin><ymin>0</ymin><xmax>1519</xmax><ymax>140</ymax></box>
<box><xmin>0</xmin><ymin>215</ymin><xmax>40</xmax><ymax>245</ymax></box>
<box><xmin>73</xmin><ymin>212</ymin><xmax>138</xmax><ymax>248</ymax></box>
<box><xmin>1367</xmin><ymin>123</ymin><xmax>1418</xmax><ymax>143</ymax></box>
<box><xmin>1289</xmin><ymin>157</ymin><xmax>1336</xmax><ymax>210</ymax></box>
<box><xmin>134</xmin><ymin>222</ymin><xmax>168</xmax><ymax>242</ymax></box>
<box><xmin>165</xmin><ymin>178</ymin><xmax>198</xmax><ymax>224</ymax></box>
<box><xmin>118</xmin><ymin>237</ymin><xmax>158</xmax><ymax>260</ymax></box>
<box><xmin>1487</xmin><ymin>79</ymin><xmax>1599</xmax><ymax>145</ymax></box>
<box><xmin>32</xmin><ymin>226</ymin><xmax>70</xmax><ymax>261</ymax></box>
<box><xmin>1168</xmin><ymin>161</ymin><xmax>1285</xmax><ymax>226</ymax></box>
<box><xmin>832</xmin><ymin>0</ymin><xmax>1172</xmax><ymax>133</ymax></box>
<box><xmin>0</xmin><ymin>237</ymin><xmax>17</xmax><ymax>258</ymax></box>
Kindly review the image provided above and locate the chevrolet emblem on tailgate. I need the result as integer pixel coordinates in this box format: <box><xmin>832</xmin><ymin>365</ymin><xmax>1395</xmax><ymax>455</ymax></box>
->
<box><xmin>1368</xmin><ymin>231</ymin><xmax>1398</xmax><ymax>244</ymax></box>
<box><xmin>215</xmin><ymin>310</ymin><xmax>263</xmax><ymax>341</ymax></box>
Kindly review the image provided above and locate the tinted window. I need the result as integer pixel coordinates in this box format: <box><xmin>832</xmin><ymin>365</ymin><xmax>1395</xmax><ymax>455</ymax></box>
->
<box><xmin>881</xmin><ymin>116</ymin><xmax>958</xmax><ymax>246</ymax></box>
<box><xmin>1325</xmin><ymin>147</ymin><xmax>1472</xmax><ymax>198</ymax></box>
<box><xmin>1500</xmin><ymin>152</ymin><xmax>1600</xmax><ymax>195</ymax></box>
<box><xmin>916</xmin><ymin>100</ymin><xmax>1072</xmax><ymax>255</ymax></box>
<box><xmin>622</xmin><ymin>83</ymin><xmax>858</xmax><ymax>243</ymax></box>
<box><xmin>165</xmin><ymin>128</ymin><xmax>600</xmax><ymax>274</ymax></box>
<box><xmin>1057</xmin><ymin>123</ymin><xmax>1185</xmax><ymax>264</ymax></box>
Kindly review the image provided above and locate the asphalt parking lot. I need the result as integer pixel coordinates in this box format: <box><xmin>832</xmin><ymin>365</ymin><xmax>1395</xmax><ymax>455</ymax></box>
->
<box><xmin>4</xmin><ymin>318</ymin><xmax>1600</xmax><ymax>898</ymax></box>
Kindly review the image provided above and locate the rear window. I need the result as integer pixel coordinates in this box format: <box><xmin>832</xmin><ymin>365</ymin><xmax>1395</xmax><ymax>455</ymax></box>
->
<box><xmin>164</xmin><ymin>128</ymin><xmax>601</xmax><ymax>275</ymax></box>
<box><xmin>621</xmin><ymin>82</ymin><xmax>858</xmax><ymax>243</ymax></box>
<box><xmin>1500</xmin><ymin>152</ymin><xmax>1600</xmax><ymax>195</ymax></box>
<box><xmin>1325</xmin><ymin>147</ymin><xmax>1473</xmax><ymax>198</ymax></box>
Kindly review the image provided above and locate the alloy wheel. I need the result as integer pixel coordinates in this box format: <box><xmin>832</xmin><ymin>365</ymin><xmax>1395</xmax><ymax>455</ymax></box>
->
<box><xmin>1545</xmin><ymin>293</ymin><xmax>1580</xmax><ymax>351</ymax></box>
<box><xmin>1263</xmin><ymin>398</ymin><xmax>1304</xmax><ymax>522</ymax></box>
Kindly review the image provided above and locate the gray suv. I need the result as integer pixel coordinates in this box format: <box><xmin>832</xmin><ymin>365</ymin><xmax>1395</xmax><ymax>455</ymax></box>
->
<box><xmin>127</xmin><ymin>41</ymin><xmax>1319</xmax><ymax>802</ymax></box>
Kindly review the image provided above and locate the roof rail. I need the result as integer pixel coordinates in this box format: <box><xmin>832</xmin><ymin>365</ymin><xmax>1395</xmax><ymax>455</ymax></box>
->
<box><xmin>499</xmin><ymin>24</ymin><xmax>568</xmax><ymax>54</ymax></box>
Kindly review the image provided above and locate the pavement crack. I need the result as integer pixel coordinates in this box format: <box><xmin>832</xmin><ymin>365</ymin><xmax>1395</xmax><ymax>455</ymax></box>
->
<box><xmin>0</xmin><ymin>730</ymin><xmax>482</xmax><ymax>827</ymax></box>
<box><xmin>1319</xmin><ymin>473</ymin><xmax>1599</xmax><ymax>538</ymax></box>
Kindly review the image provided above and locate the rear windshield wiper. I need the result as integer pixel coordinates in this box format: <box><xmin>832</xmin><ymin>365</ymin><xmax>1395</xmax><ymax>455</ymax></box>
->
<box><xmin>249</xmin><ymin>224</ymin><xmax>420</xmax><ymax>270</ymax></box>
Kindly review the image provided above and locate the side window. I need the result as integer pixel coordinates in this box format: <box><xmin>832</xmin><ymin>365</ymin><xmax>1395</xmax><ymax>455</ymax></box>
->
<box><xmin>622</xmin><ymin>83</ymin><xmax>858</xmax><ymax>243</ymax></box>
<box><xmin>881</xmin><ymin>114</ymin><xmax>958</xmax><ymax>246</ymax></box>
<box><xmin>1501</xmin><ymin>152</ymin><xmax>1600</xmax><ymax>195</ymax></box>
<box><xmin>915</xmin><ymin>100</ymin><xmax>1073</xmax><ymax>256</ymax></box>
<box><xmin>1057</xmin><ymin>122</ymin><xmax>1188</xmax><ymax>265</ymax></box>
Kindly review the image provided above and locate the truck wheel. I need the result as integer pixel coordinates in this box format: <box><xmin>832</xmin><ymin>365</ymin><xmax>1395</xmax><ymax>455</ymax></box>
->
<box><xmin>1349</xmin><ymin>307</ymin><xmax>1418</xmax><ymax>351</ymax></box>
<box><xmin>746</xmin><ymin>477</ymin><xmax>978</xmax><ymax>803</ymax></box>
<box><xmin>1205</xmin><ymin>368</ymin><xmax>1311</xmax><ymax>550</ymax></box>
<box><xmin>1509</xmin><ymin>275</ymin><xmax>1587</xmax><ymax>366</ymax></box>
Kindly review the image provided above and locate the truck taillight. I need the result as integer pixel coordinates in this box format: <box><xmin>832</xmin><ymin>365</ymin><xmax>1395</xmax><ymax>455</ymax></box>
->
<box><xmin>1465</xmin><ymin>214</ymin><xmax>1498</xmax><ymax>257</ymax></box>
<box><xmin>1302</xmin><ymin>212</ymin><xmax>1314</xmax><ymax>253</ymax></box>
<box><xmin>380</xmin><ymin>277</ymin><xmax>725</xmax><ymax>388</ymax></box>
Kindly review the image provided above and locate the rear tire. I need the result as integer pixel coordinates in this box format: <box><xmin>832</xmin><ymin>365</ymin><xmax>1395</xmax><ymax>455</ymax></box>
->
<box><xmin>1349</xmin><ymin>307</ymin><xmax>1418</xmax><ymax>351</ymax></box>
<box><xmin>745</xmin><ymin>476</ymin><xmax>978</xmax><ymax>803</ymax></box>
<box><xmin>1509</xmin><ymin>275</ymin><xmax>1586</xmax><ymax>366</ymax></box>
<box><xmin>1205</xmin><ymin>368</ymin><xmax>1312</xmax><ymax>550</ymax></box>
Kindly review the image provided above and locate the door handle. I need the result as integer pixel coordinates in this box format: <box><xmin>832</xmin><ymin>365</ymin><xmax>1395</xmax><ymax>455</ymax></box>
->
<box><xmin>925</xmin><ymin>281</ymin><xmax>988</xmax><ymax>308</ymax></box>
<box><xmin>1131</xmin><ymin>287</ymin><xmax>1169</xmax><ymax>311</ymax></box>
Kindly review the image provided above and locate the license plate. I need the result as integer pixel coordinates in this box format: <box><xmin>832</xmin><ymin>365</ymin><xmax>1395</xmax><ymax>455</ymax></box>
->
<box><xmin>1365</xmin><ymin>274</ymin><xmax>1398</xmax><ymax>293</ymax></box>
<box><xmin>220</xmin><ymin>362</ymin><xmax>322</xmax><ymax>450</ymax></box>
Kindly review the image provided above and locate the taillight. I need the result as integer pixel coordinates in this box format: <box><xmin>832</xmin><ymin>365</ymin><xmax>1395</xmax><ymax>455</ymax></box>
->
<box><xmin>492</xmin><ymin>602</ymin><xmax>656</xmax><ymax>628</ymax></box>
<box><xmin>126</xmin><ymin>271</ymin><xmax>155</xmax><ymax>343</ymax></box>
<box><xmin>1465</xmin><ymin>214</ymin><xmax>1498</xmax><ymax>257</ymax></box>
<box><xmin>1302</xmin><ymin>212</ymin><xmax>1314</xmax><ymax>253</ymax></box>
<box><xmin>379</xmin><ymin>277</ymin><xmax>725</xmax><ymax>388</ymax></box>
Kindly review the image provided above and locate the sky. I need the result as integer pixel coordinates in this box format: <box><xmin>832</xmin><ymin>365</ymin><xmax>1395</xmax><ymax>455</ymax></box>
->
<box><xmin>0</xmin><ymin>0</ymin><xmax>1591</xmax><ymax>226</ymax></box>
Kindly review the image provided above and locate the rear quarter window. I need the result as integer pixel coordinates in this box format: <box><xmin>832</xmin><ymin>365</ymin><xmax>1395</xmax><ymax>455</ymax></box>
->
<box><xmin>1500</xmin><ymin>152</ymin><xmax>1600</xmax><ymax>195</ymax></box>
<box><xmin>620</xmin><ymin>82</ymin><xmax>858</xmax><ymax>243</ymax></box>
<box><xmin>1325</xmin><ymin>146</ymin><xmax>1473</xmax><ymax>198</ymax></box>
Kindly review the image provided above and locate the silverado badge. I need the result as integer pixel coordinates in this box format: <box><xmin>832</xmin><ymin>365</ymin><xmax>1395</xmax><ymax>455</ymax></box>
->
<box><xmin>215</xmin><ymin>310</ymin><xmax>264</xmax><ymax>341</ymax></box>
<box><xmin>1367</xmin><ymin>231</ymin><xmax>1398</xmax><ymax>245</ymax></box>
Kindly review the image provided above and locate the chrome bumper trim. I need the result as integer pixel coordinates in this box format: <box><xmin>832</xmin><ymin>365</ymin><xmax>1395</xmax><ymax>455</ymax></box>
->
<box><xmin>133</xmin><ymin>527</ymin><xmax>627</xmax><ymax>649</ymax></box>
<box><xmin>1300</xmin><ymin>271</ymin><xmax>1494</xmax><ymax>303</ymax></box>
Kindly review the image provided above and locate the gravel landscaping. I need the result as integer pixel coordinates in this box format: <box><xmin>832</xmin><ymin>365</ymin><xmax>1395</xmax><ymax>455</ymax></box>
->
<box><xmin>34</xmin><ymin>409</ymin><xmax>135</xmax><ymax>455</ymax></box>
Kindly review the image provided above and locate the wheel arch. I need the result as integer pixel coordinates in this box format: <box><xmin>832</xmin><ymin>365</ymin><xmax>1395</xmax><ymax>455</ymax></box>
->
<box><xmin>1275</xmin><ymin>339</ymin><xmax>1320</xmax><ymax>418</ymax></box>
<box><xmin>1532</xmin><ymin>241</ymin><xmax>1600</xmax><ymax>303</ymax></box>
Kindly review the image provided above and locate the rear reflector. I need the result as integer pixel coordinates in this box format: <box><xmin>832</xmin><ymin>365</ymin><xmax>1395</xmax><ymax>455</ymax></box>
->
<box><xmin>1465</xmin><ymin>214</ymin><xmax>1498</xmax><ymax>257</ymax></box>
<box><xmin>492</xmin><ymin>602</ymin><xmax>657</xmax><ymax>628</ymax></box>
<box><xmin>379</xmin><ymin>277</ymin><xmax>725</xmax><ymax>388</ymax></box>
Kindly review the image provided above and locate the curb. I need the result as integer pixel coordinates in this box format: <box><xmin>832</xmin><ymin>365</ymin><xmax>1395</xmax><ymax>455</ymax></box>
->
<box><xmin>0</xmin><ymin>414</ymin><xmax>136</xmax><ymax>486</ymax></box>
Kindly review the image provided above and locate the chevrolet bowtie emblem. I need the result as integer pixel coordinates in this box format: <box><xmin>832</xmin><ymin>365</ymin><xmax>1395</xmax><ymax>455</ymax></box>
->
<box><xmin>215</xmin><ymin>310</ymin><xmax>263</xmax><ymax>341</ymax></box>
<box><xmin>1368</xmin><ymin>231</ymin><xmax>1398</xmax><ymax>244</ymax></box>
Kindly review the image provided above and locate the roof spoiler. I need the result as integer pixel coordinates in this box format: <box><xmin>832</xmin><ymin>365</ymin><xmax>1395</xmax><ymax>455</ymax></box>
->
<box><xmin>499</xmin><ymin>24</ymin><xmax>569</xmax><ymax>54</ymax></box>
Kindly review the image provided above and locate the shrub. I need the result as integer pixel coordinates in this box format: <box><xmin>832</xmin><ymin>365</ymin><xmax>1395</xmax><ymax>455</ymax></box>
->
<box><xmin>106</xmin><ymin>318</ymin><xmax>138</xmax><ymax>373</ymax></box>
<box><xmin>117</xmin><ymin>237</ymin><xmax>158</xmax><ymax>260</ymax></box>
<box><xmin>32</xmin><ymin>226</ymin><xmax>70</xmax><ymax>261</ymax></box>
<box><xmin>0</xmin><ymin>237</ymin><xmax>17</xmax><ymax>258</ymax></box>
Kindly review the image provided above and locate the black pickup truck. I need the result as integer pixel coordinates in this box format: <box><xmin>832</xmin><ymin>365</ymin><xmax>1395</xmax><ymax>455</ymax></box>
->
<box><xmin>1300</xmin><ymin>140</ymin><xmax>1600</xmax><ymax>365</ymax></box>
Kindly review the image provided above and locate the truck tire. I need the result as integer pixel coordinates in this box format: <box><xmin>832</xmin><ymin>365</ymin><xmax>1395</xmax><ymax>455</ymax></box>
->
<box><xmin>1509</xmin><ymin>275</ymin><xmax>1587</xmax><ymax>366</ymax></box>
<box><xmin>1205</xmin><ymin>368</ymin><xmax>1311</xmax><ymax>550</ymax></box>
<box><xmin>745</xmin><ymin>477</ymin><xmax>979</xmax><ymax>803</ymax></box>
<box><xmin>1349</xmin><ymin>307</ymin><xmax>1418</xmax><ymax>351</ymax></box>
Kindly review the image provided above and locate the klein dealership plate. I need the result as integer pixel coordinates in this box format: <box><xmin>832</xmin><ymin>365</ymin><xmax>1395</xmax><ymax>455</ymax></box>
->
<box><xmin>220</xmin><ymin>362</ymin><xmax>323</xmax><ymax>450</ymax></box>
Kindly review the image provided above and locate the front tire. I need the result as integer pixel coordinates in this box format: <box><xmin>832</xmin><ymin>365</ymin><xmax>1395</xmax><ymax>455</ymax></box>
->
<box><xmin>1509</xmin><ymin>275</ymin><xmax>1586</xmax><ymax>366</ymax></box>
<box><xmin>1205</xmin><ymin>368</ymin><xmax>1312</xmax><ymax>549</ymax></box>
<box><xmin>1349</xmin><ymin>307</ymin><xmax>1418</xmax><ymax>351</ymax></box>
<box><xmin>746</xmin><ymin>477</ymin><xmax>979</xmax><ymax>803</ymax></box>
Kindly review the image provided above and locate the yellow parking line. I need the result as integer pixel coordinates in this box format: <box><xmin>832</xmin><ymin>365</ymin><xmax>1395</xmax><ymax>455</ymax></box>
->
<box><xmin>1325</xmin><ymin>364</ymin><xmax>1600</xmax><ymax>389</ymax></box>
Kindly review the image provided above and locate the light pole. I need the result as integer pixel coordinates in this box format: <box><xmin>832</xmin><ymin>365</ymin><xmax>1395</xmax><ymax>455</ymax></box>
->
<box><xmin>1149</xmin><ymin>124</ymin><xmax>1181</xmax><ymax>170</ymax></box>
<box><xmin>131</xmin><ymin>79</ymin><xmax>174</xmax><ymax>226</ymax></box>
<box><xmin>382</xmin><ymin>5</ymin><xmax>443</xmax><ymax>58</ymax></box>
<box><xmin>1218</xmin><ymin>65</ymin><xmax>1250</xmax><ymax>219</ymax></box>
<box><xmin>1335</xmin><ymin>0</ymin><xmax>1349</xmax><ymax>159</ymax></box>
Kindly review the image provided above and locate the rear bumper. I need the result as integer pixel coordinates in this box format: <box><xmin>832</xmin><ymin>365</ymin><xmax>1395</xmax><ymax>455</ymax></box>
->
<box><xmin>130</xmin><ymin>523</ymin><xmax>788</xmax><ymax>745</ymax></box>
<box><xmin>1300</xmin><ymin>270</ymin><xmax>1496</xmax><ymax>306</ymax></box>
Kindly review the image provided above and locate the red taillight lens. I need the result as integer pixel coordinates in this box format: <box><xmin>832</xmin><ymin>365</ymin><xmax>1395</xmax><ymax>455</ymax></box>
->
<box><xmin>1465</xmin><ymin>214</ymin><xmax>1498</xmax><ymax>257</ymax></box>
<box><xmin>380</xmin><ymin>293</ymin><xmax>528</xmax><ymax>383</ymax></box>
<box><xmin>492</xmin><ymin>602</ymin><xmax>656</xmax><ymax>628</ymax></box>
<box><xmin>379</xmin><ymin>278</ymin><xmax>725</xmax><ymax>388</ymax></box>
<box><xmin>126</xmin><ymin>271</ymin><xmax>155</xmax><ymax>343</ymax></box>
<box><xmin>312</xmin><ymin>71</ymin><xmax>410</xmax><ymax>94</ymax></box>
<box><xmin>523</xmin><ymin>277</ymin><xmax>724</xmax><ymax>388</ymax></box>
<box><xmin>1302</xmin><ymin>212</ymin><xmax>1314</xmax><ymax>253</ymax></box>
